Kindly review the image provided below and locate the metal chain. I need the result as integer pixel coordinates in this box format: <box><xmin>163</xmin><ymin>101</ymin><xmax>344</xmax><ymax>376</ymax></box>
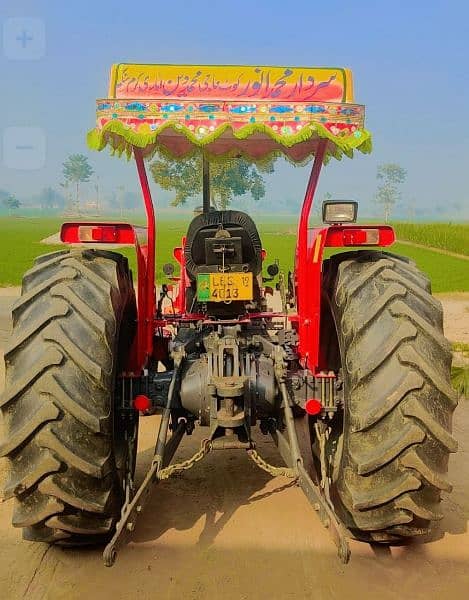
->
<box><xmin>157</xmin><ymin>438</ymin><xmax>297</xmax><ymax>481</ymax></box>
<box><xmin>158</xmin><ymin>438</ymin><xmax>212</xmax><ymax>480</ymax></box>
<box><xmin>247</xmin><ymin>449</ymin><xmax>297</xmax><ymax>479</ymax></box>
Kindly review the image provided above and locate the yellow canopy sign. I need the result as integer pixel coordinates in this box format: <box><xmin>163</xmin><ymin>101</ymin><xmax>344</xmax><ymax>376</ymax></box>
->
<box><xmin>109</xmin><ymin>64</ymin><xmax>354</xmax><ymax>103</ymax></box>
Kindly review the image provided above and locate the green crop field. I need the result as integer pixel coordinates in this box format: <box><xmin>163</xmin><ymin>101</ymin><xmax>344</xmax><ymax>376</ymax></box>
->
<box><xmin>393</xmin><ymin>222</ymin><xmax>469</xmax><ymax>256</ymax></box>
<box><xmin>0</xmin><ymin>216</ymin><xmax>468</xmax><ymax>293</ymax></box>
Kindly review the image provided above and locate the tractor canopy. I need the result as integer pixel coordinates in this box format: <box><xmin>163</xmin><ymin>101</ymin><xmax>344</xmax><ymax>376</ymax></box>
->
<box><xmin>87</xmin><ymin>63</ymin><xmax>371</xmax><ymax>163</ymax></box>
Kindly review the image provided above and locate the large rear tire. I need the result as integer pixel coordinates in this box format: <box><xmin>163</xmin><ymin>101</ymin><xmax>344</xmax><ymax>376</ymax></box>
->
<box><xmin>322</xmin><ymin>250</ymin><xmax>458</xmax><ymax>542</ymax></box>
<box><xmin>0</xmin><ymin>249</ymin><xmax>138</xmax><ymax>544</ymax></box>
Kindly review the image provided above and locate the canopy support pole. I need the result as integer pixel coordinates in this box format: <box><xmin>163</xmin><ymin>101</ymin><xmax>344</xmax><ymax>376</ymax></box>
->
<box><xmin>134</xmin><ymin>147</ymin><xmax>156</xmax><ymax>371</ymax></box>
<box><xmin>297</xmin><ymin>140</ymin><xmax>327</xmax><ymax>253</ymax></box>
<box><xmin>295</xmin><ymin>139</ymin><xmax>328</xmax><ymax>371</ymax></box>
<box><xmin>202</xmin><ymin>154</ymin><xmax>211</xmax><ymax>214</ymax></box>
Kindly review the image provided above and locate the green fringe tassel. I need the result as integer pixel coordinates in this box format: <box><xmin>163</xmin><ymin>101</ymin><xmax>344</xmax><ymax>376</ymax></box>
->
<box><xmin>87</xmin><ymin>120</ymin><xmax>372</xmax><ymax>164</ymax></box>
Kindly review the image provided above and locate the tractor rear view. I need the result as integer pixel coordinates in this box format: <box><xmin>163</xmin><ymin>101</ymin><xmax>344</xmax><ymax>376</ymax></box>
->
<box><xmin>0</xmin><ymin>64</ymin><xmax>457</xmax><ymax>565</ymax></box>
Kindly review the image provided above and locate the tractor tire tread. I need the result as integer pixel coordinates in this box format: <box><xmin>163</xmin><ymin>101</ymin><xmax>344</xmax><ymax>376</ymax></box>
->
<box><xmin>0</xmin><ymin>248</ymin><xmax>135</xmax><ymax>544</ymax></box>
<box><xmin>325</xmin><ymin>250</ymin><xmax>457</xmax><ymax>540</ymax></box>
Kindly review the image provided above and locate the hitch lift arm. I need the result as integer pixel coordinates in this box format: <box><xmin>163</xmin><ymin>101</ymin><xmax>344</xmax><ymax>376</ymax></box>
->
<box><xmin>272</xmin><ymin>349</ymin><xmax>351</xmax><ymax>564</ymax></box>
<box><xmin>103</xmin><ymin>354</ymin><xmax>185</xmax><ymax>566</ymax></box>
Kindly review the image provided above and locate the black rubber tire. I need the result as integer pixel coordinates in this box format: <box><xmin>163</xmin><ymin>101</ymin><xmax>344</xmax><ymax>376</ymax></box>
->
<box><xmin>0</xmin><ymin>249</ymin><xmax>137</xmax><ymax>544</ymax></box>
<box><xmin>323</xmin><ymin>250</ymin><xmax>458</xmax><ymax>542</ymax></box>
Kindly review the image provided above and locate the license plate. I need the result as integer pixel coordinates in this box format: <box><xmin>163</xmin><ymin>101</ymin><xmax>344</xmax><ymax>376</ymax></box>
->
<box><xmin>197</xmin><ymin>272</ymin><xmax>253</xmax><ymax>302</ymax></box>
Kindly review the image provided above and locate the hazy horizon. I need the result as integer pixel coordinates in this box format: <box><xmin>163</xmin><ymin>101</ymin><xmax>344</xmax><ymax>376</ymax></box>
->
<box><xmin>2</xmin><ymin>0</ymin><xmax>468</xmax><ymax>220</ymax></box>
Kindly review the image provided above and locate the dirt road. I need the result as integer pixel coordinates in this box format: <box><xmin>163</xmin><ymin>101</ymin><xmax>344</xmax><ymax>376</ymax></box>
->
<box><xmin>0</xmin><ymin>289</ymin><xmax>468</xmax><ymax>600</ymax></box>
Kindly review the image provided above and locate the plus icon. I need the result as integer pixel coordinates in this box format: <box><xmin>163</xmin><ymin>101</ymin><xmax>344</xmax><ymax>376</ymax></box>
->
<box><xmin>3</xmin><ymin>18</ymin><xmax>45</xmax><ymax>60</ymax></box>
<box><xmin>16</xmin><ymin>30</ymin><xmax>33</xmax><ymax>48</ymax></box>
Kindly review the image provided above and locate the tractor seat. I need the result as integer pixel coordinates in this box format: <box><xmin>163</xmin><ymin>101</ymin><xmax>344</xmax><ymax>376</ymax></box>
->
<box><xmin>184</xmin><ymin>210</ymin><xmax>263</xmax><ymax>281</ymax></box>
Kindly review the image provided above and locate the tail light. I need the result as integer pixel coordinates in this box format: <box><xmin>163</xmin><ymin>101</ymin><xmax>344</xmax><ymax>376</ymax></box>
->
<box><xmin>133</xmin><ymin>394</ymin><xmax>151</xmax><ymax>412</ymax></box>
<box><xmin>305</xmin><ymin>398</ymin><xmax>323</xmax><ymax>415</ymax></box>
<box><xmin>60</xmin><ymin>222</ymin><xmax>137</xmax><ymax>244</ymax></box>
<box><xmin>325</xmin><ymin>225</ymin><xmax>395</xmax><ymax>247</ymax></box>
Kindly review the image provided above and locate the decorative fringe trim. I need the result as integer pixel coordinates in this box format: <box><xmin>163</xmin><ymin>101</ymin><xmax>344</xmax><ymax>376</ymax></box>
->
<box><xmin>87</xmin><ymin>120</ymin><xmax>372</xmax><ymax>164</ymax></box>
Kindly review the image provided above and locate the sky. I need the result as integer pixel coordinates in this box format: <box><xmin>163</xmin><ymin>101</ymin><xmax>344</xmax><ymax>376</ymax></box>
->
<box><xmin>1</xmin><ymin>0</ymin><xmax>468</xmax><ymax>219</ymax></box>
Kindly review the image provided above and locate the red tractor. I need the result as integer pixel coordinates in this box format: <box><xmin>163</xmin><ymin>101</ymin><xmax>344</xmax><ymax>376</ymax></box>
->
<box><xmin>0</xmin><ymin>64</ymin><xmax>457</xmax><ymax>565</ymax></box>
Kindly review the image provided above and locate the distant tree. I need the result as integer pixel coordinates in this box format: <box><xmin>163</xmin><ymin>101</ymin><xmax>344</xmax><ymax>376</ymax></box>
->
<box><xmin>62</xmin><ymin>154</ymin><xmax>94</xmax><ymax>210</ymax></box>
<box><xmin>123</xmin><ymin>191</ymin><xmax>141</xmax><ymax>210</ymax></box>
<box><xmin>375</xmin><ymin>163</ymin><xmax>407</xmax><ymax>223</ymax></box>
<box><xmin>109</xmin><ymin>188</ymin><xmax>140</xmax><ymax>213</ymax></box>
<box><xmin>116</xmin><ymin>185</ymin><xmax>125</xmax><ymax>217</ymax></box>
<box><xmin>407</xmin><ymin>196</ymin><xmax>416</xmax><ymax>221</ymax></box>
<box><xmin>150</xmin><ymin>153</ymin><xmax>274</xmax><ymax>210</ymax></box>
<box><xmin>0</xmin><ymin>189</ymin><xmax>9</xmax><ymax>213</ymax></box>
<box><xmin>2</xmin><ymin>194</ymin><xmax>21</xmax><ymax>215</ymax></box>
<box><xmin>60</xmin><ymin>181</ymin><xmax>75</xmax><ymax>214</ymax></box>
<box><xmin>39</xmin><ymin>186</ymin><xmax>65</xmax><ymax>211</ymax></box>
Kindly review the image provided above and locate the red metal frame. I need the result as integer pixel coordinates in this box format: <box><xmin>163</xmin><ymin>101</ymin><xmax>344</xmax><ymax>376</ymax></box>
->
<box><xmin>294</xmin><ymin>139</ymin><xmax>327</xmax><ymax>371</ymax></box>
<box><xmin>60</xmin><ymin>142</ymin><xmax>395</xmax><ymax>378</ymax></box>
<box><xmin>133</xmin><ymin>148</ymin><xmax>156</xmax><ymax>372</ymax></box>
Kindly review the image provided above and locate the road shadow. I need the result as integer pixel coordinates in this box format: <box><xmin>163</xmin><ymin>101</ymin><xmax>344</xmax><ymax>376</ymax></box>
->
<box><xmin>131</xmin><ymin>428</ymin><xmax>296</xmax><ymax>548</ymax></box>
<box><xmin>128</xmin><ymin>421</ymin><xmax>469</xmax><ymax>557</ymax></box>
